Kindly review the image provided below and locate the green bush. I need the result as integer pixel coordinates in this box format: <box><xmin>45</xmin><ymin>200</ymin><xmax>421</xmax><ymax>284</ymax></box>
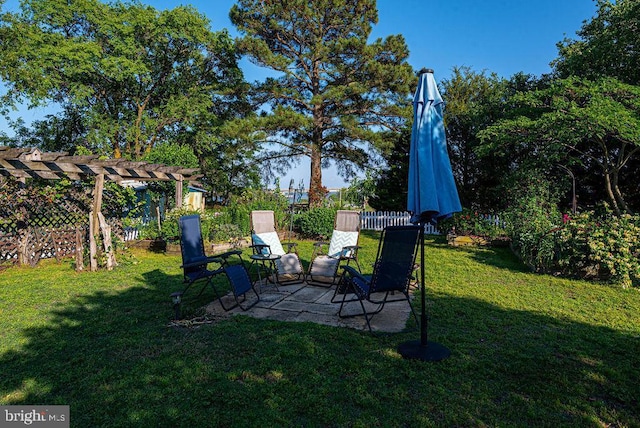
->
<box><xmin>294</xmin><ymin>207</ymin><xmax>337</xmax><ymax>239</ymax></box>
<box><xmin>502</xmin><ymin>176</ymin><xmax>640</xmax><ymax>288</ymax></box>
<box><xmin>225</xmin><ymin>189</ymin><xmax>289</xmax><ymax>235</ymax></box>
<box><xmin>502</xmin><ymin>179</ymin><xmax>562</xmax><ymax>272</ymax></box>
<box><xmin>160</xmin><ymin>208</ymin><xmax>207</xmax><ymax>242</ymax></box>
<box><xmin>555</xmin><ymin>206</ymin><xmax>640</xmax><ymax>288</ymax></box>
<box><xmin>137</xmin><ymin>208</ymin><xmax>243</xmax><ymax>244</ymax></box>
<box><xmin>136</xmin><ymin>219</ymin><xmax>164</xmax><ymax>241</ymax></box>
<box><xmin>209</xmin><ymin>223</ymin><xmax>243</xmax><ymax>244</ymax></box>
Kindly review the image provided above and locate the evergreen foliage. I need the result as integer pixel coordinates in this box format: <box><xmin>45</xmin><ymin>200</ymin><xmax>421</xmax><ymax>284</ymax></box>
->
<box><xmin>230</xmin><ymin>0</ymin><xmax>414</xmax><ymax>206</ymax></box>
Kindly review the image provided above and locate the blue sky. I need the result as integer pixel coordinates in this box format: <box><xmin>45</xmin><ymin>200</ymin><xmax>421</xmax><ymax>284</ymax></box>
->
<box><xmin>1</xmin><ymin>0</ymin><xmax>598</xmax><ymax>188</ymax></box>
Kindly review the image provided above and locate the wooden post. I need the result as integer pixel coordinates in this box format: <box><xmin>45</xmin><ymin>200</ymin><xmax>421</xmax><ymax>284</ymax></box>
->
<box><xmin>89</xmin><ymin>174</ymin><xmax>104</xmax><ymax>272</ymax></box>
<box><xmin>98</xmin><ymin>212</ymin><xmax>116</xmax><ymax>270</ymax></box>
<box><xmin>75</xmin><ymin>226</ymin><xmax>84</xmax><ymax>271</ymax></box>
<box><xmin>89</xmin><ymin>212</ymin><xmax>98</xmax><ymax>272</ymax></box>
<box><xmin>92</xmin><ymin>174</ymin><xmax>104</xmax><ymax>237</ymax></box>
<box><xmin>175</xmin><ymin>176</ymin><xmax>183</xmax><ymax>208</ymax></box>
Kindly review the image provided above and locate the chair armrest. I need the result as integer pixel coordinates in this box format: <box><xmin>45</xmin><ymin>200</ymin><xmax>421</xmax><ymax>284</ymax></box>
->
<box><xmin>217</xmin><ymin>249</ymin><xmax>242</xmax><ymax>259</ymax></box>
<box><xmin>282</xmin><ymin>242</ymin><xmax>298</xmax><ymax>252</ymax></box>
<box><xmin>180</xmin><ymin>256</ymin><xmax>221</xmax><ymax>269</ymax></box>
<box><xmin>250</xmin><ymin>244</ymin><xmax>270</xmax><ymax>254</ymax></box>
<box><xmin>216</xmin><ymin>249</ymin><xmax>244</xmax><ymax>267</ymax></box>
<box><xmin>340</xmin><ymin>265</ymin><xmax>370</xmax><ymax>297</ymax></box>
<box><xmin>341</xmin><ymin>265</ymin><xmax>365</xmax><ymax>281</ymax></box>
<box><xmin>336</xmin><ymin>245</ymin><xmax>360</xmax><ymax>260</ymax></box>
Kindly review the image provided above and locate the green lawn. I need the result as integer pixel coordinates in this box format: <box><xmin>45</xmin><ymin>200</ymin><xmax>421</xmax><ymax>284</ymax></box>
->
<box><xmin>1</xmin><ymin>233</ymin><xmax>639</xmax><ymax>427</ymax></box>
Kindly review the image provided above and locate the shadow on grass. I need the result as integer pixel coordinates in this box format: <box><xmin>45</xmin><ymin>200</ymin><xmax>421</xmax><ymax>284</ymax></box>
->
<box><xmin>0</xmin><ymin>265</ymin><xmax>638</xmax><ymax>426</ymax></box>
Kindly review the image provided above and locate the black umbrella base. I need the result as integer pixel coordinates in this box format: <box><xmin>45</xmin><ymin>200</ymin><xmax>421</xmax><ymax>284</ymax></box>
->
<box><xmin>397</xmin><ymin>340</ymin><xmax>451</xmax><ymax>361</ymax></box>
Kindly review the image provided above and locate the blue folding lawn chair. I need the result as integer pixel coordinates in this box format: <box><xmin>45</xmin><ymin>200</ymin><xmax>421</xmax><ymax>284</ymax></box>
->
<box><xmin>171</xmin><ymin>215</ymin><xmax>258</xmax><ymax>317</ymax></box>
<box><xmin>337</xmin><ymin>225</ymin><xmax>421</xmax><ymax>332</ymax></box>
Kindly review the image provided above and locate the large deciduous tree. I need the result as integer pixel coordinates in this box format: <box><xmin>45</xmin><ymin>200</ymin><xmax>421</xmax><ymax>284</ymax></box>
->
<box><xmin>0</xmin><ymin>0</ymin><xmax>244</xmax><ymax>161</ymax></box>
<box><xmin>554</xmin><ymin>0</ymin><xmax>640</xmax><ymax>86</ymax></box>
<box><xmin>439</xmin><ymin>67</ymin><xmax>509</xmax><ymax>210</ymax></box>
<box><xmin>479</xmin><ymin>77</ymin><xmax>640</xmax><ymax>215</ymax></box>
<box><xmin>230</xmin><ymin>0</ymin><xmax>414</xmax><ymax>206</ymax></box>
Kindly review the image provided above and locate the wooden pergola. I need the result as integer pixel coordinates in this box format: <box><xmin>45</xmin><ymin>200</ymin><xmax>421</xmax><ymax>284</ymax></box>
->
<box><xmin>0</xmin><ymin>146</ymin><xmax>202</xmax><ymax>271</ymax></box>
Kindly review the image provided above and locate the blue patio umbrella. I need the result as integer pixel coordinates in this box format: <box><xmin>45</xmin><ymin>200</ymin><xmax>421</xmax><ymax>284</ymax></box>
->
<box><xmin>398</xmin><ymin>69</ymin><xmax>461</xmax><ymax>361</ymax></box>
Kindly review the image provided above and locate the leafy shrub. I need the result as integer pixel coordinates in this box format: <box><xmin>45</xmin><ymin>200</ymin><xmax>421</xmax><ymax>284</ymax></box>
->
<box><xmin>225</xmin><ymin>188</ymin><xmax>289</xmax><ymax>235</ymax></box>
<box><xmin>137</xmin><ymin>220</ymin><xmax>163</xmax><ymax>240</ymax></box>
<box><xmin>102</xmin><ymin>181</ymin><xmax>144</xmax><ymax>219</ymax></box>
<box><xmin>555</xmin><ymin>206</ymin><xmax>640</xmax><ymax>288</ymax></box>
<box><xmin>209</xmin><ymin>223</ymin><xmax>243</xmax><ymax>244</ymax></box>
<box><xmin>137</xmin><ymin>208</ymin><xmax>243</xmax><ymax>244</ymax></box>
<box><xmin>439</xmin><ymin>208</ymin><xmax>507</xmax><ymax>239</ymax></box>
<box><xmin>503</xmin><ymin>182</ymin><xmax>640</xmax><ymax>289</ymax></box>
<box><xmin>502</xmin><ymin>179</ymin><xmax>562</xmax><ymax>272</ymax></box>
<box><xmin>157</xmin><ymin>208</ymin><xmax>205</xmax><ymax>242</ymax></box>
<box><xmin>294</xmin><ymin>207</ymin><xmax>336</xmax><ymax>239</ymax></box>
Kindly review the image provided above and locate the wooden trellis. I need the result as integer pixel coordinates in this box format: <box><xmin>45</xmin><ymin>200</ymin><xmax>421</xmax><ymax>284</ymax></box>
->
<box><xmin>0</xmin><ymin>146</ymin><xmax>202</xmax><ymax>271</ymax></box>
<box><xmin>0</xmin><ymin>146</ymin><xmax>200</xmax><ymax>186</ymax></box>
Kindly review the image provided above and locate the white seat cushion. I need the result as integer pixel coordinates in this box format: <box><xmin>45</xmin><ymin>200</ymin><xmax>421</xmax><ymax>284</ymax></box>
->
<box><xmin>277</xmin><ymin>253</ymin><xmax>302</xmax><ymax>275</ymax></box>
<box><xmin>309</xmin><ymin>255</ymin><xmax>340</xmax><ymax>277</ymax></box>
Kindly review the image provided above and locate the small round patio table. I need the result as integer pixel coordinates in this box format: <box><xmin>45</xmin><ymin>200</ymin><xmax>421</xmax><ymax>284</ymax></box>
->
<box><xmin>249</xmin><ymin>253</ymin><xmax>281</xmax><ymax>291</ymax></box>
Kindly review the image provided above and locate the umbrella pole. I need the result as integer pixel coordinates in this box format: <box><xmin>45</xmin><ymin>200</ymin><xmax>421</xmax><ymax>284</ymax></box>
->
<box><xmin>397</xmin><ymin>222</ymin><xmax>451</xmax><ymax>362</ymax></box>
<box><xmin>420</xmin><ymin>222</ymin><xmax>428</xmax><ymax>346</ymax></box>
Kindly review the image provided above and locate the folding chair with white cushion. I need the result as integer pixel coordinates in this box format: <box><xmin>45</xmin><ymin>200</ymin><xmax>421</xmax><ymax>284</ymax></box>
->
<box><xmin>250</xmin><ymin>210</ymin><xmax>305</xmax><ymax>284</ymax></box>
<box><xmin>307</xmin><ymin>210</ymin><xmax>361</xmax><ymax>287</ymax></box>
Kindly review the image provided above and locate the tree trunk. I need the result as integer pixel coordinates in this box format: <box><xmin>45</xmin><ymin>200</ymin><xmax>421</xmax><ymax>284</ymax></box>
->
<box><xmin>308</xmin><ymin>144</ymin><xmax>324</xmax><ymax>207</ymax></box>
<box><xmin>113</xmin><ymin>131</ymin><xmax>121</xmax><ymax>159</ymax></box>
<box><xmin>98</xmin><ymin>212</ymin><xmax>116</xmax><ymax>270</ymax></box>
<box><xmin>610</xmin><ymin>167</ymin><xmax>632</xmax><ymax>214</ymax></box>
<box><xmin>603</xmin><ymin>170</ymin><xmax>622</xmax><ymax>216</ymax></box>
<box><xmin>17</xmin><ymin>229</ymin><xmax>29</xmax><ymax>266</ymax></box>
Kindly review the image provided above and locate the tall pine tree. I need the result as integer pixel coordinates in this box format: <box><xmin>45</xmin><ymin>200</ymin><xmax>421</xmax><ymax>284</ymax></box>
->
<box><xmin>230</xmin><ymin>0</ymin><xmax>413</xmax><ymax>205</ymax></box>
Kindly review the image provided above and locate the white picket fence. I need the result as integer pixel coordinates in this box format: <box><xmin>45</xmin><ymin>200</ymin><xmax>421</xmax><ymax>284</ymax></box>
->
<box><xmin>481</xmin><ymin>214</ymin><xmax>506</xmax><ymax>228</ymax></box>
<box><xmin>123</xmin><ymin>227</ymin><xmax>141</xmax><ymax>241</ymax></box>
<box><xmin>359</xmin><ymin>211</ymin><xmax>441</xmax><ymax>234</ymax></box>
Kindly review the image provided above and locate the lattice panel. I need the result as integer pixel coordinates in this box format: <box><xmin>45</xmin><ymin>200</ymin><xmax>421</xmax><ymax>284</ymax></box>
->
<box><xmin>0</xmin><ymin>231</ymin><xmax>18</xmax><ymax>261</ymax></box>
<box><xmin>0</xmin><ymin>178</ymin><xmax>121</xmax><ymax>265</ymax></box>
<box><xmin>0</xmin><ymin>226</ymin><xmax>90</xmax><ymax>264</ymax></box>
<box><xmin>50</xmin><ymin>226</ymin><xmax>84</xmax><ymax>261</ymax></box>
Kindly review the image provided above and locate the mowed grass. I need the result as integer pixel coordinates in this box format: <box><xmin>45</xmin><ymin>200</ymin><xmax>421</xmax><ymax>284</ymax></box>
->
<box><xmin>1</xmin><ymin>232</ymin><xmax>639</xmax><ymax>427</ymax></box>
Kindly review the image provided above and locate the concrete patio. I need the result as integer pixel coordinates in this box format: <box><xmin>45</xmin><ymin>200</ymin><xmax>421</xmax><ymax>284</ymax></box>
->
<box><xmin>205</xmin><ymin>280</ymin><xmax>415</xmax><ymax>333</ymax></box>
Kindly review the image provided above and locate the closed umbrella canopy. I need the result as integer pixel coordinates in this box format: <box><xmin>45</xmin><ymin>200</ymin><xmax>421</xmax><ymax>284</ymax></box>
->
<box><xmin>399</xmin><ymin>69</ymin><xmax>461</xmax><ymax>361</ymax></box>
<box><xmin>407</xmin><ymin>69</ymin><xmax>461</xmax><ymax>224</ymax></box>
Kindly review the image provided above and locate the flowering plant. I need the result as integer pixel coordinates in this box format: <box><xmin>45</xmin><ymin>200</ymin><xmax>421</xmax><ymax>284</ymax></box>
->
<box><xmin>555</xmin><ymin>205</ymin><xmax>640</xmax><ymax>288</ymax></box>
